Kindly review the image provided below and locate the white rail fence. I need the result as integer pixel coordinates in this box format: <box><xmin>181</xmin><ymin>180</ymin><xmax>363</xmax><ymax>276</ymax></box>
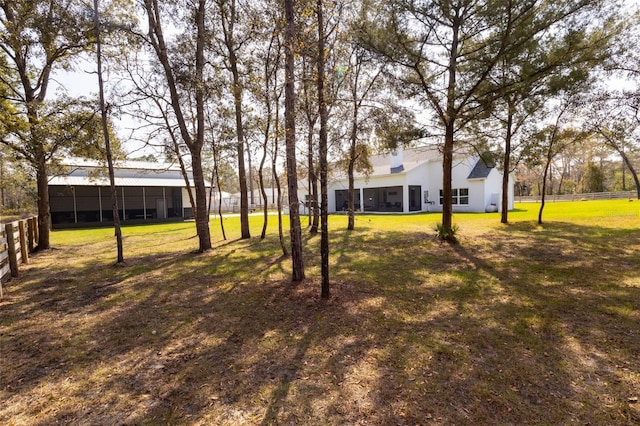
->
<box><xmin>517</xmin><ymin>191</ymin><xmax>638</xmax><ymax>203</ymax></box>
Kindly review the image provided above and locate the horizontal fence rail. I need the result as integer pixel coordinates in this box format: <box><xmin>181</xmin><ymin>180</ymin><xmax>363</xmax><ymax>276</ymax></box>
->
<box><xmin>517</xmin><ymin>191</ymin><xmax>638</xmax><ymax>203</ymax></box>
<box><xmin>1</xmin><ymin>217</ymin><xmax>38</xmax><ymax>297</ymax></box>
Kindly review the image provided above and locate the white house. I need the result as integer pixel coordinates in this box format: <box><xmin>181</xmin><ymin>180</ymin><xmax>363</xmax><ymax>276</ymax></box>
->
<box><xmin>326</xmin><ymin>146</ymin><xmax>514</xmax><ymax>214</ymax></box>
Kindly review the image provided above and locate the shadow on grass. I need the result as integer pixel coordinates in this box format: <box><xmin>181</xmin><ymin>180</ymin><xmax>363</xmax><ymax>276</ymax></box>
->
<box><xmin>1</xmin><ymin>221</ymin><xmax>639</xmax><ymax>424</ymax></box>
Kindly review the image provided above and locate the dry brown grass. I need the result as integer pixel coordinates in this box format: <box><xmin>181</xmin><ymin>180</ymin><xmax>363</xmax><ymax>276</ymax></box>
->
<box><xmin>1</xmin><ymin>202</ymin><xmax>639</xmax><ymax>425</ymax></box>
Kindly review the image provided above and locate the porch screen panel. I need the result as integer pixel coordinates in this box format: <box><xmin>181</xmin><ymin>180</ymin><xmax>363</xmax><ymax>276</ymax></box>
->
<box><xmin>335</xmin><ymin>189</ymin><xmax>360</xmax><ymax>211</ymax></box>
<box><xmin>363</xmin><ymin>186</ymin><xmax>402</xmax><ymax>212</ymax></box>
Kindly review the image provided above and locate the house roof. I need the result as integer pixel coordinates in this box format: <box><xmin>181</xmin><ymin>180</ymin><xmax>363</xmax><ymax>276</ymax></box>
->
<box><xmin>49</xmin><ymin>175</ymin><xmax>192</xmax><ymax>188</ymax></box>
<box><xmin>330</xmin><ymin>145</ymin><xmax>497</xmax><ymax>183</ymax></box>
<box><xmin>357</xmin><ymin>146</ymin><xmax>442</xmax><ymax>178</ymax></box>
<box><xmin>49</xmin><ymin>157</ymin><xmax>201</xmax><ymax>188</ymax></box>
<box><xmin>58</xmin><ymin>157</ymin><xmax>184</xmax><ymax>172</ymax></box>
<box><xmin>467</xmin><ymin>158</ymin><xmax>494</xmax><ymax>179</ymax></box>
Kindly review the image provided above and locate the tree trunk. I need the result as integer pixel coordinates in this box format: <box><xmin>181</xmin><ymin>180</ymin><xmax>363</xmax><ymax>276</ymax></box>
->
<box><xmin>208</xmin><ymin>168</ymin><xmax>215</xmax><ymax>216</ymax></box>
<box><xmin>317</xmin><ymin>0</ymin><xmax>329</xmax><ymax>298</ymax></box>
<box><xmin>223</xmin><ymin>0</ymin><xmax>250</xmax><ymax>240</ymax></box>
<box><xmin>247</xmin><ymin>139</ymin><xmax>254</xmax><ymax>206</ymax></box>
<box><xmin>35</xmin><ymin>152</ymin><xmax>51</xmax><ymax>250</ymax></box>
<box><xmin>616</xmin><ymin>146</ymin><xmax>640</xmax><ymax>199</ymax></box>
<box><xmin>285</xmin><ymin>0</ymin><xmax>304</xmax><ymax>281</ymax></box>
<box><xmin>273</xmin><ymin>82</ymin><xmax>288</xmax><ymax>256</ymax></box>
<box><xmin>538</xmin><ymin>147</ymin><xmax>553</xmax><ymax>225</ymax></box>
<box><xmin>311</xmin><ymin>164</ymin><xmax>319</xmax><ymax>231</ymax></box>
<box><xmin>440</xmin><ymin>12</ymin><xmax>459</xmax><ymax>241</ymax></box>
<box><xmin>173</xmin><ymin>137</ymin><xmax>198</xmax><ymax>225</ymax></box>
<box><xmin>501</xmin><ymin>99</ymin><xmax>514</xmax><ymax>224</ymax></box>
<box><xmin>273</xmin><ymin>147</ymin><xmax>288</xmax><ymax>256</ymax></box>
<box><xmin>442</xmin><ymin>125</ymin><xmax>454</xmax><ymax>233</ymax></box>
<box><xmin>213</xmin><ymin>150</ymin><xmax>227</xmax><ymax>240</ymax></box>
<box><xmin>259</xmin><ymin>129</ymin><xmax>269</xmax><ymax>239</ymax></box>
<box><xmin>307</xmin><ymin>128</ymin><xmax>318</xmax><ymax>233</ymax></box>
<box><xmin>191</xmin><ymin>149</ymin><xmax>211</xmax><ymax>251</ymax></box>
<box><xmin>233</xmin><ymin>68</ymin><xmax>250</xmax><ymax>239</ymax></box>
<box><xmin>347</xmin><ymin>156</ymin><xmax>356</xmax><ymax>230</ymax></box>
<box><xmin>347</xmin><ymin>108</ymin><xmax>358</xmax><ymax>231</ymax></box>
<box><xmin>193</xmin><ymin>0</ymin><xmax>211</xmax><ymax>251</ymax></box>
<box><xmin>94</xmin><ymin>0</ymin><xmax>123</xmax><ymax>262</ymax></box>
<box><xmin>143</xmin><ymin>0</ymin><xmax>211</xmax><ymax>252</ymax></box>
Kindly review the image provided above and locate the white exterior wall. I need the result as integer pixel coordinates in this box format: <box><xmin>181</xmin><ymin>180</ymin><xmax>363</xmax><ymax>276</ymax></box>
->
<box><xmin>425</xmin><ymin>160</ymin><xmax>441</xmax><ymax>211</ymax></box>
<box><xmin>406</xmin><ymin>165</ymin><xmax>429</xmax><ymax>212</ymax></box>
<box><xmin>484</xmin><ymin>169</ymin><xmax>502</xmax><ymax>211</ymax></box>
<box><xmin>451</xmin><ymin>158</ymin><xmax>479</xmax><ymax>213</ymax></box>
<box><xmin>481</xmin><ymin>170</ymin><xmax>515</xmax><ymax>212</ymax></box>
<box><xmin>422</xmin><ymin>158</ymin><xmax>483</xmax><ymax>213</ymax></box>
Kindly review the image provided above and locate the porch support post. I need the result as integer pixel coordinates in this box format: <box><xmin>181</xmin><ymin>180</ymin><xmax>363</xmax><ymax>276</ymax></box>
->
<box><xmin>121</xmin><ymin>187</ymin><xmax>126</xmax><ymax>221</ymax></box>
<box><xmin>143</xmin><ymin>187</ymin><xmax>147</xmax><ymax>220</ymax></box>
<box><xmin>72</xmin><ymin>186</ymin><xmax>78</xmax><ymax>223</ymax></box>
<box><xmin>98</xmin><ymin>186</ymin><xmax>103</xmax><ymax>222</ymax></box>
<box><xmin>162</xmin><ymin>187</ymin><xmax>167</xmax><ymax>219</ymax></box>
<box><xmin>403</xmin><ymin>185</ymin><xmax>409</xmax><ymax>213</ymax></box>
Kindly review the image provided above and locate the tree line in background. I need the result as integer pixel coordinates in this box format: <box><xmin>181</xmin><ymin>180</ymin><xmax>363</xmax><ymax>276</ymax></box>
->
<box><xmin>1</xmin><ymin>0</ymin><xmax>640</xmax><ymax>296</ymax></box>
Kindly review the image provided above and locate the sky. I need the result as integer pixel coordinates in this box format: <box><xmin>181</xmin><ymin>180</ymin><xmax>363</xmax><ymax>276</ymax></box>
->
<box><xmin>51</xmin><ymin>56</ymin><xmax>156</xmax><ymax>158</ymax></box>
<box><xmin>49</xmin><ymin>0</ymin><xmax>640</xmax><ymax>160</ymax></box>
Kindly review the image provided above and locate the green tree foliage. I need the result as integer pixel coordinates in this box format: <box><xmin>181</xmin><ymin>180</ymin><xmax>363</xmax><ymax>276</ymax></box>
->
<box><xmin>581</xmin><ymin>161</ymin><xmax>606</xmax><ymax>193</ymax></box>
<box><xmin>531</xmin><ymin>90</ymin><xmax>587</xmax><ymax>224</ymax></box>
<box><xmin>587</xmin><ymin>92</ymin><xmax>640</xmax><ymax>199</ymax></box>
<box><xmin>0</xmin><ymin>0</ymin><xmax>125</xmax><ymax>248</ymax></box>
<box><xmin>358</xmin><ymin>0</ymin><xmax>621</xmax><ymax>241</ymax></box>
<box><xmin>0</xmin><ymin>147</ymin><xmax>35</xmax><ymax>215</ymax></box>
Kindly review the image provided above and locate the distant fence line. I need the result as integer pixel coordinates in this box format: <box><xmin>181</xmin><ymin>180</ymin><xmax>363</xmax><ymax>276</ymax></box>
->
<box><xmin>1</xmin><ymin>217</ymin><xmax>38</xmax><ymax>297</ymax></box>
<box><xmin>517</xmin><ymin>191</ymin><xmax>638</xmax><ymax>203</ymax></box>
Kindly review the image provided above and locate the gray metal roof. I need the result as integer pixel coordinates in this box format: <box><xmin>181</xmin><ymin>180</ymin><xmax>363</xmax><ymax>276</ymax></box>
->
<box><xmin>59</xmin><ymin>157</ymin><xmax>184</xmax><ymax>172</ymax></box>
<box><xmin>48</xmin><ymin>158</ymin><xmax>203</xmax><ymax>188</ymax></box>
<box><xmin>49</xmin><ymin>175</ymin><xmax>195</xmax><ymax>188</ymax></box>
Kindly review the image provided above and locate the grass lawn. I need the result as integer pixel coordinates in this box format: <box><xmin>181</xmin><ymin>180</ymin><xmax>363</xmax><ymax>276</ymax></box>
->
<box><xmin>1</xmin><ymin>200</ymin><xmax>639</xmax><ymax>425</ymax></box>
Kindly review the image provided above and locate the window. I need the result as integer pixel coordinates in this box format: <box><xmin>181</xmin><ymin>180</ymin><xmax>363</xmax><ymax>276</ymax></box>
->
<box><xmin>440</xmin><ymin>188</ymin><xmax>469</xmax><ymax>205</ymax></box>
<box><xmin>459</xmin><ymin>188</ymin><xmax>469</xmax><ymax>205</ymax></box>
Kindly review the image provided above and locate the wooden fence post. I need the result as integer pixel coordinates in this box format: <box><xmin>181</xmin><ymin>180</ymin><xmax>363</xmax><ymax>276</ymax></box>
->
<box><xmin>19</xmin><ymin>220</ymin><xmax>29</xmax><ymax>265</ymax></box>
<box><xmin>5</xmin><ymin>223</ymin><xmax>19</xmax><ymax>278</ymax></box>
<box><xmin>27</xmin><ymin>218</ymin><xmax>35</xmax><ymax>253</ymax></box>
